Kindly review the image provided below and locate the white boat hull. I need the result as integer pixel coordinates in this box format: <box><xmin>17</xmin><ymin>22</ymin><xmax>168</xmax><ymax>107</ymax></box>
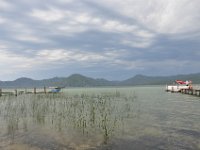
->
<box><xmin>166</xmin><ymin>85</ymin><xmax>189</xmax><ymax>92</ymax></box>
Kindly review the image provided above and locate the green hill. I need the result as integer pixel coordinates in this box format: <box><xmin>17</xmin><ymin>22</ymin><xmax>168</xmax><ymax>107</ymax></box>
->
<box><xmin>0</xmin><ymin>73</ymin><xmax>200</xmax><ymax>88</ymax></box>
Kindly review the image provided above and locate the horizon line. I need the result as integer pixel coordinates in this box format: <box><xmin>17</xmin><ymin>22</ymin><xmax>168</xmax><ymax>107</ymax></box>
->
<box><xmin>1</xmin><ymin>72</ymin><xmax>200</xmax><ymax>82</ymax></box>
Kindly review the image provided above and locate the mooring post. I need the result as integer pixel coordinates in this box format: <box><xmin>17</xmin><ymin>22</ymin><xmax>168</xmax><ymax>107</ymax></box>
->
<box><xmin>172</xmin><ymin>87</ymin><xmax>174</xmax><ymax>93</ymax></box>
<box><xmin>186</xmin><ymin>89</ymin><xmax>189</xmax><ymax>94</ymax></box>
<box><xmin>198</xmin><ymin>90</ymin><xmax>200</xmax><ymax>97</ymax></box>
<box><xmin>193</xmin><ymin>90</ymin><xmax>195</xmax><ymax>95</ymax></box>
<box><xmin>15</xmin><ymin>89</ymin><xmax>18</xmax><ymax>96</ymax></box>
<box><xmin>0</xmin><ymin>89</ymin><xmax>2</xmax><ymax>97</ymax></box>
<box><xmin>34</xmin><ymin>87</ymin><xmax>36</xmax><ymax>94</ymax></box>
<box><xmin>181</xmin><ymin>89</ymin><xmax>183</xmax><ymax>93</ymax></box>
<box><xmin>44</xmin><ymin>86</ymin><xmax>46</xmax><ymax>94</ymax></box>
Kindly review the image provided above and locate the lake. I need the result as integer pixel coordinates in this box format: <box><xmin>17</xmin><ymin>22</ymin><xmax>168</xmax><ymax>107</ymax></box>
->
<box><xmin>0</xmin><ymin>86</ymin><xmax>200</xmax><ymax>150</ymax></box>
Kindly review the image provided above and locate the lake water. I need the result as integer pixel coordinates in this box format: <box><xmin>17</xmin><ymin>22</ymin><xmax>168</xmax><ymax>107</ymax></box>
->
<box><xmin>0</xmin><ymin>86</ymin><xmax>200</xmax><ymax>150</ymax></box>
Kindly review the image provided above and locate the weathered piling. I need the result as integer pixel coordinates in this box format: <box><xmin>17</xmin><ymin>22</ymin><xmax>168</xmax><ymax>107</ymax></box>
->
<box><xmin>180</xmin><ymin>89</ymin><xmax>200</xmax><ymax>97</ymax></box>
<box><xmin>15</xmin><ymin>89</ymin><xmax>18</xmax><ymax>96</ymax></box>
<box><xmin>34</xmin><ymin>87</ymin><xmax>36</xmax><ymax>94</ymax></box>
<box><xmin>195</xmin><ymin>90</ymin><xmax>200</xmax><ymax>96</ymax></box>
<box><xmin>0</xmin><ymin>89</ymin><xmax>2</xmax><ymax>97</ymax></box>
<box><xmin>44</xmin><ymin>86</ymin><xmax>46</xmax><ymax>94</ymax></box>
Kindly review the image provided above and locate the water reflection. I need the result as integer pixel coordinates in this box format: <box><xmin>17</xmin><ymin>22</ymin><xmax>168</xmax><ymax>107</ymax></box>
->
<box><xmin>0</xmin><ymin>87</ymin><xmax>200</xmax><ymax>150</ymax></box>
<box><xmin>0</xmin><ymin>90</ymin><xmax>137</xmax><ymax>149</ymax></box>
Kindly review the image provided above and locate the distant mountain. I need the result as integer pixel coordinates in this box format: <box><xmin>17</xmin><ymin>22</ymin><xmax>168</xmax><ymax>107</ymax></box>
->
<box><xmin>0</xmin><ymin>73</ymin><xmax>200</xmax><ymax>88</ymax></box>
<box><xmin>0</xmin><ymin>74</ymin><xmax>116</xmax><ymax>88</ymax></box>
<box><xmin>57</xmin><ymin>74</ymin><xmax>116</xmax><ymax>87</ymax></box>
<box><xmin>121</xmin><ymin>73</ymin><xmax>200</xmax><ymax>85</ymax></box>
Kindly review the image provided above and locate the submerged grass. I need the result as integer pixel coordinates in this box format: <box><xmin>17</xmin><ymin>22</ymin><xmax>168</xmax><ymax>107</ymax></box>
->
<box><xmin>0</xmin><ymin>89</ymin><xmax>137</xmax><ymax>146</ymax></box>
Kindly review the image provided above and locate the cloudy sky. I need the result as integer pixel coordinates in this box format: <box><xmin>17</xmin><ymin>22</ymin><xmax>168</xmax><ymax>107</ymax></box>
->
<box><xmin>0</xmin><ymin>0</ymin><xmax>200</xmax><ymax>80</ymax></box>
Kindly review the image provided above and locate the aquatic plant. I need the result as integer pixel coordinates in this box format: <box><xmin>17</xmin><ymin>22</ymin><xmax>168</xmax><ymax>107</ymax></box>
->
<box><xmin>0</xmin><ymin>88</ymin><xmax>137</xmax><ymax>146</ymax></box>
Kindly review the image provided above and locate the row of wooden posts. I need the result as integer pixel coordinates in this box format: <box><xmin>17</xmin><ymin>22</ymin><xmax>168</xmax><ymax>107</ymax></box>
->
<box><xmin>180</xmin><ymin>89</ymin><xmax>200</xmax><ymax>97</ymax></box>
<box><xmin>0</xmin><ymin>87</ymin><xmax>47</xmax><ymax>97</ymax></box>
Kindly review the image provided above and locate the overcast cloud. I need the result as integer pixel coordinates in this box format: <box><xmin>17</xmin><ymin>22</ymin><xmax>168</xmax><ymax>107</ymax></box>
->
<box><xmin>0</xmin><ymin>0</ymin><xmax>199</xmax><ymax>80</ymax></box>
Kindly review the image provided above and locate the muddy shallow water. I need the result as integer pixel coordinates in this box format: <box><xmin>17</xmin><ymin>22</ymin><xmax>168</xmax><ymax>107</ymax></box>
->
<box><xmin>0</xmin><ymin>86</ymin><xmax>200</xmax><ymax>150</ymax></box>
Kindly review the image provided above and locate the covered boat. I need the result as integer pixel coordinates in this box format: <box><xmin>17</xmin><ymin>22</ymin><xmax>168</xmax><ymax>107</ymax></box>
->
<box><xmin>49</xmin><ymin>87</ymin><xmax>62</xmax><ymax>93</ymax></box>
<box><xmin>166</xmin><ymin>80</ymin><xmax>192</xmax><ymax>92</ymax></box>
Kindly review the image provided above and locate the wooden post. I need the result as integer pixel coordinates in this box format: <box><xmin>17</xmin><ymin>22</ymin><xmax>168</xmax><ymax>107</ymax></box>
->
<box><xmin>194</xmin><ymin>90</ymin><xmax>196</xmax><ymax>96</ymax></box>
<box><xmin>192</xmin><ymin>90</ymin><xmax>194</xmax><ymax>95</ymax></box>
<box><xmin>44</xmin><ymin>86</ymin><xmax>46</xmax><ymax>94</ymax></box>
<box><xmin>0</xmin><ymin>89</ymin><xmax>2</xmax><ymax>97</ymax></box>
<box><xmin>34</xmin><ymin>87</ymin><xmax>36</xmax><ymax>94</ymax></box>
<box><xmin>171</xmin><ymin>87</ymin><xmax>174</xmax><ymax>93</ymax></box>
<box><xmin>15</xmin><ymin>89</ymin><xmax>18</xmax><ymax>96</ymax></box>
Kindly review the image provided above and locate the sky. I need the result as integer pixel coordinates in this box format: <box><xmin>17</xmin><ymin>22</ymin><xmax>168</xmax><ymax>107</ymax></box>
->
<box><xmin>0</xmin><ymin>0</ymin><xmax>200</xmax><ymax>81</ymax></box>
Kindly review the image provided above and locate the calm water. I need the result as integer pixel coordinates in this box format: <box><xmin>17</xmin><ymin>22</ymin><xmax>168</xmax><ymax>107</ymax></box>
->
<box><xmin>0</xmin><ymin>86</ymin><xmax>200</xmax><ymax>150</ymax></box>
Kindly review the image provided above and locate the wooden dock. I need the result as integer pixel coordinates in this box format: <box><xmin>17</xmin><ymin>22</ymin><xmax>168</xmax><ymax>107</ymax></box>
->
<box><xmin>0</xmin><ymin>87</ymin><xmax>54</xmax><ymax>97</ymax></box>
<box><xmin>180</xmin><ymin>89</ymin><xmax>200</xmax><ymax>97</ymax></box>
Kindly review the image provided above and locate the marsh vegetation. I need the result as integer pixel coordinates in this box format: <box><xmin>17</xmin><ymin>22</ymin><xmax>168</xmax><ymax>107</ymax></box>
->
<box><xmin>0</xmin><ymin>88</ymin><xmax>138</xmax><ymax>149</ymax></box>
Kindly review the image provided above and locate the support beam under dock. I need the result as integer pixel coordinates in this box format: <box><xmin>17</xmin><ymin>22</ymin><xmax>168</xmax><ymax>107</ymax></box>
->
<box><xmin>180</xmin><ymin>89</ymin><xmax>200</xmax><ymax>97</ymax></box>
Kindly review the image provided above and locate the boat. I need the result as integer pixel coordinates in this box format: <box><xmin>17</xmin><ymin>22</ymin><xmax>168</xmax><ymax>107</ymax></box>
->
<box><xmin>166</xmin><ymin>80</ymin><xmax>192</xmax><ymax>92</ymax></box>
<box><xmin>49</xmin><ymin>87</ymin><xmax>62</xmax><ymax>93</ymax></box>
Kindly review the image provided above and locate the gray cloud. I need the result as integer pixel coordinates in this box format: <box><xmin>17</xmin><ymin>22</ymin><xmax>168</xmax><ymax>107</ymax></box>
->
<box><xmin>0</xmin><ymin>0</ymin><xmax>199</xmax><ymax>80</ymax></box>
